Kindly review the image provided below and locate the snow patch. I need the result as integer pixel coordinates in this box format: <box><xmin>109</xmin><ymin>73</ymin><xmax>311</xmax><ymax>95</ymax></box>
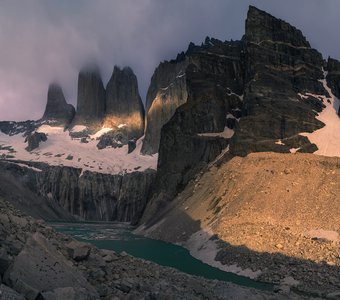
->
<box><xmin>300</xmin><ymin>77</ymin><xmax>340</xmax><ymax>157</ymax></box>
<box><xmin>198</xmin><ymin>127</ymin><xmax>234</xmax><ymax>139</ymax></box>
<box><xmin>305</xmin><ymin>229</ymin><xmax>338</xmax><ymax>242</ymax></box>
<box><xmin>90</xmin><ymin>127</ymin><xmax>113</xmax><ymax>140</ymax></box>
<box><xmin>70</xmin><ymin>125</ymin><xmax>87</xmax><ymax>132</ymax></box>
<box><xmin>227</xmin><ymin>91</ymin><xmax>243</xmax><ymax>101</ymax></box>
<box><xmin>289</xmin><ymin>147</ymin><xmax>301</xmax><ymax>153</ymax></box>
<box><xmin>0</xmin><ymin>126</ymin><xmax>157</xmax><ymax>175</ymax></box>
<box><xmin>275</xmin><ymin>139</ymin><xmax>285</xmax><ymax>145</ymax></box>
<box><xmin>185</xmin><ymin>229</ymin><xmax>261</xmax><ymax>279</ymax></box>
<box><xmin>8</xmin><ymin>161</ymin><xmax>42</xmax><ymax>172</ymax></box>
<box><xmin>176</xmin><ymin>70</ymin><xmax>185</xmax><ymax>78</ymax></box>
<box><xmin>226</xmin><ymin>113</ymin><xmax>236</xmax><ymax>120</ymax></box>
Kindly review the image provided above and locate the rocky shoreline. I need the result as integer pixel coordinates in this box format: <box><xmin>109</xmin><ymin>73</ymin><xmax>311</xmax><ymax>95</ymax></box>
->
<box><xmin>0</xmin><ymin>197</ymin><xmax>313</xmax><ymax>300</ymax></box>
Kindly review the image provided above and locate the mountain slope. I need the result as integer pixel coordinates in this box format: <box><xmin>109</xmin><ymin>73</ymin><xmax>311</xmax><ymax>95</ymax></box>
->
<box><xmin>138</xmin><ymin>152</ymin><xmax>340</xmax><ymax>296</ymax></box>
<box><xmin>139</xmin><ymin>5</ymin><xmax>340</xmax><ymax>226</ymax></box>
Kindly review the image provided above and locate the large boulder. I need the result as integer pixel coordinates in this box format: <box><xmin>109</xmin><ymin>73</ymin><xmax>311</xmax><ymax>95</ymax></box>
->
<box><xmin>104</xmin><ymin>66</ymin><xmax>145</xmax><ymax>140</ymax></box>
<box><xmin>25</xmin><ymin>132</ymin><xmax>47</xmax><ymax>152</ymax></box>
<box><xmin>40</xmin><ymin>287</ymin><xmax>92</xmax><ymax>300</ymax></box>
<box><xmin>42</xmin><ymin>83</ymin><xmax>75</xmax><ymax>125</ymax></box>
<box><xmin>3</xmin><ymin>233</ymin><xmax>98</xmax><ymax>299</ymax></box>
<box><xmin>0</xmin><ymin>248</ymin><xmax>12</xmax><ymax>277</ymax></box>
<box><xmin>65</xmin><ymin>241</ymin><xmax>91</xmax><ymax>262</ymax></box>
<box><xmin>0</xmin><ymin>284</ymin><xmax>25</xmax><ymax>300</ymax></box>
<box><xmin>96</xmin><ymin>130</ymin><xmax>128</xmax><ymax>149</ymax></box>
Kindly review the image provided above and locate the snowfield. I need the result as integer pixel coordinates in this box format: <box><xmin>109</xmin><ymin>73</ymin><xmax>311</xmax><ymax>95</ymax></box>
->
<box><xmin>300</xmin><ymin>77</ymin><xmax>340</xmax><ymax>157</ymax></box>
<box><xmin>0</xmin><ymin>125</ymin><xmax>157</xmax><ymax>175</ymax></box>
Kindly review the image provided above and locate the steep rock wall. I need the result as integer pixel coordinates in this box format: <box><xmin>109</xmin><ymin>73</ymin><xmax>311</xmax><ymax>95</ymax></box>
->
<box><xmin>0</xmin><ymin>160</ymin><xmax>155</xmax><ymax>222</ymax></box>
<box><xmin>141</xmin><ymin>59</ymin><xmax>189</xmax><ymax>155</ymax></box>
<box><xmin>140</xmin><ymin>39</ymin><xmax>244</xmax><ymax>224</ymax></box>
<box><xmin>104</xmin><ymin>66</ymin><xmax>145</xmax><ymax>140</ymax></box>
<box><xmin>326</xmin><ymin>57</ymin><xmax>340</xmax><ymax>116</ymax></box>
<box><xmin>230</xmin><ymin>6</ymin><xmax>327</xmax><ymax>156</ymax></box>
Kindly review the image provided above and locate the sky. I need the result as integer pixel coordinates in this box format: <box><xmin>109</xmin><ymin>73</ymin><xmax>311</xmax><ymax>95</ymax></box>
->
<box><xmin>0</xmin><ymin>0</ymin><xmax>339</xmax><ymax>121</ymax></box>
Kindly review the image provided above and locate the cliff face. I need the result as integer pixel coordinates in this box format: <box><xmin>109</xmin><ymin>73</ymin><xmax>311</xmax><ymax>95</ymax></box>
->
<box><xmin>141</xmin><ymin>39</ymin><xmax>245</xmax><ymax>224</ymax></box>
<box><xmin>140</xmin><ymin>7</ymin><xmax>339</xmax><ymax>225</ymax></box>
<box><xmin>244</xmin><ymin>6</ymin><xmax>310</xmax><ymax>48</ymax></box>
<box><xmin>71</xmin><ymin>65</ymin><xmax>145</xmax><ymax>149</ymax></box>
<box><xmin>73</xmin><ymin>65</ymin><xmax>106</xmax><ymax>127</ymax></box>
<box><xmin>141</xmin><ymin>59</ymin><xmax>189</xmax><ymax>155</ymax></box>
<box><xmin>0</xmin><ymin>161</ymin><xmax>76</xmax><ymax>222</ymax></box>
<box><xmin>104</xmin><ymin>66</ymin><xmax>145</xmax><ymax>140</ymax></box>
<box><xmin>230</xmin><ymin>6</ymin><xmax>327</xmax><ymax>156</ymax></box>
<box><xmin>142</xmin><ymin>37</ymin><xmax>246</xmax><ymax>156</ymax></box>
<box><xmin>42</xmin><ymin>83</ymin><xmax>75</xmax><ymax>126</ymax></box>
<box><xmin>326</xmin><ymin>57</ymin><xmax>340</xmax><ymax>116</ymax></box>
<box><xmin>0</xmin><ymin>160</ymin><xmax>155</xmax><ymax>222</ymax></box>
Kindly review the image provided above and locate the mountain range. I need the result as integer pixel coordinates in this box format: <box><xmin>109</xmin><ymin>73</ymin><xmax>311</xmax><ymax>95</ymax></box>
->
<box><xmin>0</xmin><ymin>5</ymin><xmax>339</xmax><ymax>299</ymax></box>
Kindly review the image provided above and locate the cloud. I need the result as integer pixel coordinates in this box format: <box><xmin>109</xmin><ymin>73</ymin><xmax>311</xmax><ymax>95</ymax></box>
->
<box><xmin>0</xmin><ymin>0</ymin><xmax>339</xmax><ymax>121</ymax></box>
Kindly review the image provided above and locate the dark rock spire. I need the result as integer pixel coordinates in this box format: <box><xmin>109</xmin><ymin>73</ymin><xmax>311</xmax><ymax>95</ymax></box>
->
<box><xmin>42</xmin><ymin>83</ymin><xmax>75</xmax><ymax>125</ymax></box>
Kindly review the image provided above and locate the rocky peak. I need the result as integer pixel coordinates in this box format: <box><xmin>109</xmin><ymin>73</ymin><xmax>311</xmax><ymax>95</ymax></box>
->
<box><xmin>74</xmin><ymin>64</ymin><xmax>106</xmax><ymax>126</ymax></box>
<box><xmin>105</xmin><ymin>66</ymin><xmax>144</xmax><ymax>119</ymax></box>
<box><xmin>102</xmin><ymin>65</ymin><xmax>144</xmax><ymax>143</ymax></box>
<box><xmin>106</xmin><ymin>66</ymin><xmax>141</xmax><ymax>113</ymax></box>
<box><xmin>327</xmin><ymin>57</ymin><xmax>340</xmax><ymax>73</ymax></box>
<box><xmin>141</xmin><ymin>37</ymin><xmax>245</xmax><ymax>155</ymax></box>
<box><xmin>42</xmin><ymin>83</ymin><xmax>75</xmax><ymax>125</ymax></box>
<box><xmin>230</xmin><ymin>6</ymin><xmax>327</xmax><ymax>156</ymax></box>
<box><xmin>245</xmin><ymin>5</ymin><xmax>310</xmax><ymax>48</ymax></box>
<box><xmin>140</xmin><ymin>6</ymin><xmax>336</xmax><ymax>225</ymax></box>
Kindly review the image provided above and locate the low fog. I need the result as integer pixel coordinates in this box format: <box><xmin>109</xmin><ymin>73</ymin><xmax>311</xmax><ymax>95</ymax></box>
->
<box><xmin>0</xmin><ymin>0</ymin><xmax>339</xmax><ymax>121</ymax></box>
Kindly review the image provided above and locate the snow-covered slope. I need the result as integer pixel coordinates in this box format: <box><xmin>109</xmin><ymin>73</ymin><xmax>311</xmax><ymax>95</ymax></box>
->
<box><xmin>0</xmin><ymin>125</ymin><xmax>157</xmax><ymax>175</ymax></box>
<box><xmin>300</xmin><ymin>77</ymin><xmax>340</xmax><ymax>157</ymax></box>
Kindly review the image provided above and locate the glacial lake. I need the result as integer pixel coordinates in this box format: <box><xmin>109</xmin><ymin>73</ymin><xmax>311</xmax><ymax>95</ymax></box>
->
<box><xmin>52</xmin><ymin>222</ymin><xmax>273</xmax><ymax>292</ymax></box>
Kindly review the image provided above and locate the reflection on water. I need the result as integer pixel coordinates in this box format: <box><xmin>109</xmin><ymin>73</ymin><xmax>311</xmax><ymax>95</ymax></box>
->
<box><xmin>52</xmin><ymin>222</ymin><xmax>273</xmax><ymax>291</ymax></box>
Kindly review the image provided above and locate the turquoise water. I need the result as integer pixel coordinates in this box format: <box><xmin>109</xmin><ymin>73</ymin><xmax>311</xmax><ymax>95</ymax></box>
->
<box><xmin>52</xmin><ymin>222</ymin><xmax>273</xmax><ymax>291</ymax></box>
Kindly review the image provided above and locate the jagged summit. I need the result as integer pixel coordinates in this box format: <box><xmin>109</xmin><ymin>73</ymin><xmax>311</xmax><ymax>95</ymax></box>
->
<box><xmin>140</xmin><ymin>5</ymin><xmax>340</xmax><ymax>227</ymax></box>
<box><xmin>246</xmin><ymin>5</ymin><xmax>310</xmax><ymax>47</ymax></box>
<box><xmin>73</xmin><ymin>64</ymin><xmax>106</xmax><ymax>126</ymax></box>
<box><xmin>104</xmin><ymin>65</ymin><xmax>144</xmax><ymax>139</ymax></box>
<box><xmin>79</xmin><ymin>63</ymin><xmax>102</xmax><ymax>75</ymax></box>
<box><xmin>42</xmin><ymin>83</ymin><xmax>75</xmax><ymax>125</ymax></box>
<box><xmin>141</xmin><ymin>35</ymin><xmax>244</xmax><ymax>155</ymax></box>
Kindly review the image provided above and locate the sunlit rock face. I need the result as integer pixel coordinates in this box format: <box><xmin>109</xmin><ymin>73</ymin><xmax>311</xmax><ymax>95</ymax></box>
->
<box><xmin>141</xmin><ymin>59</ymin><xmax>189</xmax><ymax>155</ymax></box>
<box><xmin>140</xmin><ymin>6</ymin><xmax>338</xmax><ymax>225</ymax></box>
<box><xmin>73</xmin><ymin>65</ymin><xmax>106</xmax><ymax>128</ymax></box>
<box><xmin>42</xmin><ymin>83</ymin><xmax>75</xmax><ymax>126</ymax></box>
<box><xmin>141</xmin><ymin>36</ymin><xmax>246</xmax><ymax>156</ymax></box>
<box><xmin>104</xmin><ymin>66</ymin><xmax>145</xmax><ymax>140</ymax></box>
<box><xmin>140</xmin><ymin>38</ymin><xmax>245</xmax><ymax>224</ymax></box>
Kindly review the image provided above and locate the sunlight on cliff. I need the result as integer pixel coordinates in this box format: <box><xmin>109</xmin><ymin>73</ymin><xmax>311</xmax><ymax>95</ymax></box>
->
<box><xmin>103</xmin><ymin>112</ymin><xmax>144</xmax><ymax>132</ymax></box>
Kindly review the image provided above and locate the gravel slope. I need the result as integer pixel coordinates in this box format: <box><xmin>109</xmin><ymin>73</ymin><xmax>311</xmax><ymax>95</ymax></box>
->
<box><xmin>139</xmin><ymin>152</ymin><xmax>340</xmax><ymax>298</ymax></box>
